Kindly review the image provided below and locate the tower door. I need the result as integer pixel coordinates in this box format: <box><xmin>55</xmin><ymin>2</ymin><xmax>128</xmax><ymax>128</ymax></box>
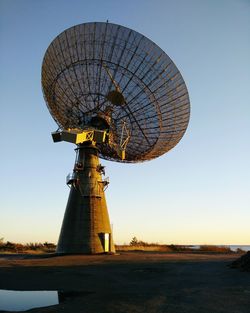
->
<box><xmin>104</xmin><ymin>233</ymin><xmax>110</xmax><ymax>252</ymax></box>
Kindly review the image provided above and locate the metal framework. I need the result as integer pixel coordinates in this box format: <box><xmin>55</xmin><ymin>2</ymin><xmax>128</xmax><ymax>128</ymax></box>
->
<box><xmin>42</xmin><ymin>22</ymin><xmax>190</xmax><ymax>163</ymax></box>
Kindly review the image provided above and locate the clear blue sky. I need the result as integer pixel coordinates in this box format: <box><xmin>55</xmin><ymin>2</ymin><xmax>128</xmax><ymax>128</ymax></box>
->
<box><xmin>1</xmin><ymin>0</ymin><xmax>249</xmax><ymax>245</ymax></box>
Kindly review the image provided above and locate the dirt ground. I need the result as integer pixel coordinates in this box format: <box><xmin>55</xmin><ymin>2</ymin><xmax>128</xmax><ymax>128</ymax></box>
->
<box><xmin>0</xmin><ymin>252</ymin><xmax>249</xmax><ymax>313</ymax></box>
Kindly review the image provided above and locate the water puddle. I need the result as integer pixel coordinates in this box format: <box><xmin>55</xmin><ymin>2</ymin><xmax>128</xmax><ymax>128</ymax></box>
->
<box><xmin>0</xmin><ymin>290</ymin><xmax>58</xmax><ymax>311</ymax></box>
<box><xmin>0</xmin><ymin>290</ymin><xmax>93</xmax><ymax>311</ymax></box>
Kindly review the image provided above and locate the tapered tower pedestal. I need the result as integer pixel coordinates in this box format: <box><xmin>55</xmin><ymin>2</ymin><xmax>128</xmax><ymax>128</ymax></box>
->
<box><xmin>56</xmin><ymin>144</ymin><xmax>115</xmax><ymax>254</ymax></box>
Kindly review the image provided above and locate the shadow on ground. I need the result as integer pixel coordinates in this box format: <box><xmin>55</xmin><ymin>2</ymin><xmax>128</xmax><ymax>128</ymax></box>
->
<box><xmin>0</xmin><ymin>253</ymin><xmax>249</xmax><ymax>313</ymax></box>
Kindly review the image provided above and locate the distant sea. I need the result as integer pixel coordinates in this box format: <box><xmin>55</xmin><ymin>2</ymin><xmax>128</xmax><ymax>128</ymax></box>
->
<box><xmin>228</xmin><ymin>245</ymin><xmax>250</xmax><ymax>252</ymax></box>
<box><xmin>191</xmin><ymin>245</ymin><xmax>250</xmax><ymax>252</ymax></box>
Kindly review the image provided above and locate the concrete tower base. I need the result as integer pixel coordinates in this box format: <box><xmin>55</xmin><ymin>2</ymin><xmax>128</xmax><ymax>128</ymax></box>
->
<box><xmin>56</xmin><ymin>144</ymin><xmax>115</xmax><ymax>254</ymax></box>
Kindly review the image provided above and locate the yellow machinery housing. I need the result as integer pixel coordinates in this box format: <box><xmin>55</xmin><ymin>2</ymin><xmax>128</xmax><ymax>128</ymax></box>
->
<box><xmin>52</xmin><ymin>128</ymin><xmax>126</xmax><ymax>160</ymax></box>
<box><xmin>52</xmin><ymin>129</ymin><xmax>107</xmax><ymax>145</ymax></box>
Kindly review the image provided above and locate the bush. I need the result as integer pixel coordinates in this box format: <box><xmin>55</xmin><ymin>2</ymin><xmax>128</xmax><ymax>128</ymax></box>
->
<box><xmin>0</xmin><ymin>239</ymin><xmax>56</xmax><ymax>253</ymax></box>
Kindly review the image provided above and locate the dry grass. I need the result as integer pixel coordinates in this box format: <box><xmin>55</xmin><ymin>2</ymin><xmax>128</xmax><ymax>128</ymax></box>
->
<box><xmin>115</xmin><ymin>245</ymin><xmax>172</xmax><ymax>252</ymax></box>
<box><xmin>0</xmin><ymin>238</ymin><xmax>243</xmax><ymax>255</ymax></box>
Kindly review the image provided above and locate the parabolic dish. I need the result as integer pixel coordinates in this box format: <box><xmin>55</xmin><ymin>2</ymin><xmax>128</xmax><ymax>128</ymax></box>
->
<box><xmin>42</xmin><ymin>22</ymin><xmax>190</xmax><ymax>162</ymax></box>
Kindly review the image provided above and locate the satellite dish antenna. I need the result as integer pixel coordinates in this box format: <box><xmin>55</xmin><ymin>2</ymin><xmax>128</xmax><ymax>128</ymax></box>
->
<box><xmin>42</xmin><ymin>22</ymin><xmax>190</xmax><ymax>254</ymax></box>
